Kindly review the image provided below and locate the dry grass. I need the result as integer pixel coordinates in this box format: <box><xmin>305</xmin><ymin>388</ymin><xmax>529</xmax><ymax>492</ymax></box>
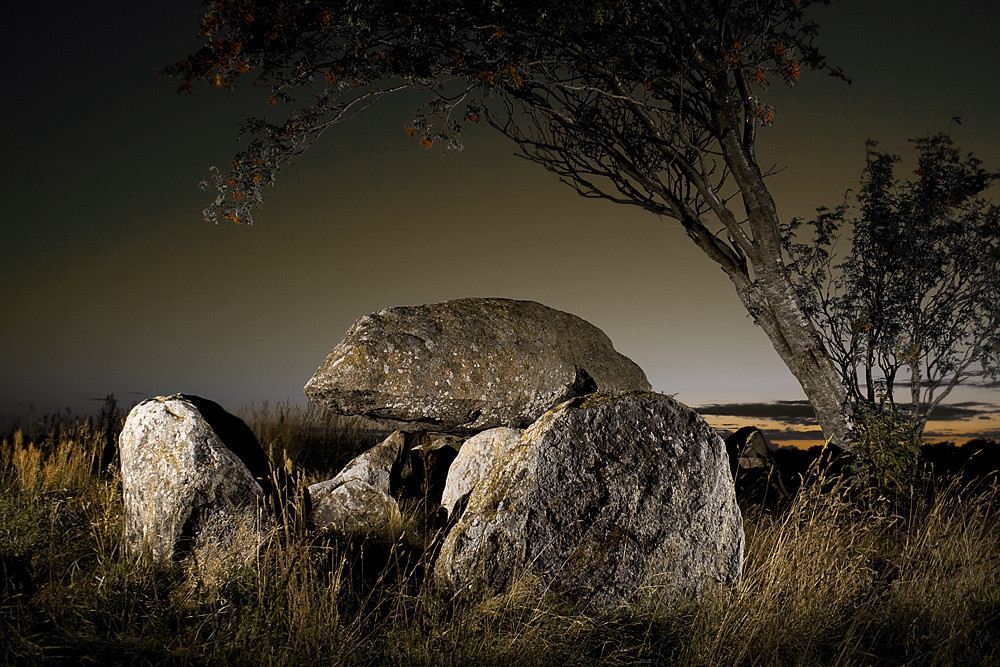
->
<box><xmin>1</xmin><ymin>407</ymin><xmax>998</xmax><ymax>665</ymax></box>
<box><xmin>674</xmin><ymin>473</ymin><xmax>1000</xmax><ymax>666</ymax></box>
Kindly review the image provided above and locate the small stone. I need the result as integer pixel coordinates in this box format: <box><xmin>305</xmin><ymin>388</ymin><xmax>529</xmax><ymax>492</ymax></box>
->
<box><xmin>724</xmin><ymin>426</ymin><xmax>791</xmax><ymax>507</ymax></box>
<box><xmin>308</xmin><ymin>478</ymin><xmax>402</xmax><ymax>541</ymax></box>
<box><xmin>306</xmin><ymin>430</ymin><xmax>411</xmax><ymax>539</ymax></box>
<box><xmin>309</xmin><ymin>430</ymin><xmax>407</xmax><ymax>498</ymax></box>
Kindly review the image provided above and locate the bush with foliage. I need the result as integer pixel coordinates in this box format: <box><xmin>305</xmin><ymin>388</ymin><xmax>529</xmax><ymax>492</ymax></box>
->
<box><xmin>848</xmin><ymin>402</ymin><xmax>923</xmax><ymax>513</ymax></box>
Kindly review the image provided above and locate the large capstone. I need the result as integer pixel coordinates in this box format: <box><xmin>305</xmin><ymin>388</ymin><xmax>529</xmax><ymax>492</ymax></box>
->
<box><xmin>304</xmin><ymin>298</ymin><xmax>651</xmax><ymax>433</ymax></box>
<box><xmin>119</xmin><ymin>394</ymin><xmax>272</xmax><ymax>564</ymax></box>
<box><xmin>433</xmin><ymin>392</ymin><xmax>744</xmax><ymax>613</ymax></box>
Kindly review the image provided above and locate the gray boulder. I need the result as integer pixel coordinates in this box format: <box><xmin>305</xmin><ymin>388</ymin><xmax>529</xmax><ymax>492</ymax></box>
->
<box><xmin>308</xmin><ymin>430</ymin><xmax>407</xmax><ymax>537</ymax></box>
<box><xmin>119</xmin><ymin>394</ymin><xmax>272</xmax><ymax>564</ymax></box>
<box><xmin>439</xmin><ymin>427</ymin><xmax>523</xmax><ymax>519</ymax></box>
<box><xmin>433</xmin><ymin>392</ymin><xmax>744</xmax><ymax>613</ymax></box>
<box><xmin>304</xmin><ymin>298</ymin><xmax>651</xmax><ymax>433</ymax></box>
<box><xmin>310</xmin><ymin>430</ymin><xmax>408</xmax><ymax>497</ymax></box>
<box><xmin>308</xmin><ymin>478</ymin><xmax>403</xmax><ymax>540</ymax></box>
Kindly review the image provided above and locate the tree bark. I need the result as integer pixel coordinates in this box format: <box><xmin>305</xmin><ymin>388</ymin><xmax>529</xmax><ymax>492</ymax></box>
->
<box><xmin>743</xmin><ymin>263</ymin><xmax>853</xmax><ymax>450</ymax></box>
<box><xmin>713</xmin><ymin>115</ymin><xmax>854</xmax><ymax>451</ymax></box>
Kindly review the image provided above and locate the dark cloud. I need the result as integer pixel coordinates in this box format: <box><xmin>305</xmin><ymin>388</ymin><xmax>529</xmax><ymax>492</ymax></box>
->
<box><xmin>922</xmin><ymin>426</ymin><xmax>1000</xmax><ymax>445</ymax></box>
<box><xmin>968</xmin><ymin>379</ymin><xmax>1000</xmax><ymax>390</ymax></box>
<box><xmin>700</xmin><ymin>400</ymin><xmax>1000</xmax><ymax>448</ymax></box>
<box><xmin>928</xmin><ymin>403</ymin><xmax>999</xmax><ymax>421</ymax></box>
<box><xmin>698</xmin><ymin>400</ymin><xmax>998</xmax><ymax>425</ymax></box>
<box><xmin>696</xmin><ymin>400</ymin><xmax>818</xmax><ymax>425</ymax></box>
<box><xmin>762</xmin><ymin>428</ymin><xmax>827</xmax><ymax>448</ymax></box>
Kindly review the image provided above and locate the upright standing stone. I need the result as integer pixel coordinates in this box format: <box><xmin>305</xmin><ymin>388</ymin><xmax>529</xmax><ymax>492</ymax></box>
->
<box><xmin>433</xmin><ymin>392</ymin><xmax>744</xmax><ymax>612</ymax></box>
<box><xmin>439</xmin><ymin>427</ymin><xmax>523</xmax><ymax>518</ymax></box>
<box><xmin>119</xmin><ymin>394</ymin><xmax>271</xmax><ymax>564</ymax></box>
<box><xmin>308</xmin><ymin>478</ymin><xmax>403</xmax><ymax>541</ymax></box>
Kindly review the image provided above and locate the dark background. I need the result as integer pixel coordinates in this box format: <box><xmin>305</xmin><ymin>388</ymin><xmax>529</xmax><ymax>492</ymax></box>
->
<box><xmin>2</xmin><ymin>0</ymin><xmax>998</xmax><ymax>445</ymax></box>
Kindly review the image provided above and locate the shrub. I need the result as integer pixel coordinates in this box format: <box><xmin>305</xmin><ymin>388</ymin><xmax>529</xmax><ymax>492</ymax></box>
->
<box><xmin>848</xmin><ymin>402</ymin><xmax>923</xmax><ymax>513</ymax></box>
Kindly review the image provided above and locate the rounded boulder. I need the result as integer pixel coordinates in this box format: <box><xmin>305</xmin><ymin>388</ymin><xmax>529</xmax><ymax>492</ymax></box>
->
<box><xmin>433</xmin><ymin>391</ymin><xmax>744</xmax><ymax>612</ymax></box>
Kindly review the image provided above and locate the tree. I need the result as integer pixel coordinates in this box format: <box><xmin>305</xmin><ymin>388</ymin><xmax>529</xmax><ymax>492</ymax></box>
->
<box><xmin>784</xmin><ymin>132</ymin><xmax>1000</xmax><ymax>436</ymax></box>
<box><xmin>163</xmin><ymin>0</ymin><xmax>856</xmax><ymax>448</ymax></box>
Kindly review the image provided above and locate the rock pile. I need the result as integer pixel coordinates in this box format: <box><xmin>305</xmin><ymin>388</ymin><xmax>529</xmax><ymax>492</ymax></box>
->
<box><xmin>120</xmin><ymin>299</ymin><xmax>744</xmax><ymax>612</ymax></box>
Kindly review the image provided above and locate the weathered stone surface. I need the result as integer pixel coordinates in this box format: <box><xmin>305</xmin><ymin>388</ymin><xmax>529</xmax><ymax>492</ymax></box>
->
<box><xmin>307</xmin><ymin>430</ymin><xmax>408</xmax><ymax>539</ymax></box>
<box><xmin>310</xmin><ymin>430</ymin><xmax>407</xmax><ymax>499</ymax></box>
<box><xmin>433</xmin><ymin>392</ymin><xmax>744</xmax><ymax>613</ymax></box>
<box><xmin>304</xmin><ymin>298</ymin><xmax>651</xmax><ymax>433</ymax></box>
<box><xmin>119</xmin><ymin>394</ymin><xmax>270</xmax><ymax>564</ymax></box>
<box><xmin>439</xmin><ymin>427</ymin><xmax>523</xmax><ymax>519</ymax></box>
<box><xmin>308</xmin><ymin>478</ymin><xmax>402</xmax><ymax>540</ymax></box>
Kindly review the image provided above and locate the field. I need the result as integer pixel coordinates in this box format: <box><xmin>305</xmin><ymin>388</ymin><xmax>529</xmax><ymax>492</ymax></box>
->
<box><xmin>1</xmin><ymin>403</ymin><xmax>998</xmax><ymax>665</ymax></box>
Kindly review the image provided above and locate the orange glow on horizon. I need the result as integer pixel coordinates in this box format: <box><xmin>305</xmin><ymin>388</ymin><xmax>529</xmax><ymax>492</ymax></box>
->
<box><xmin>702</xmin><ymin>412</ymin><xmax>1000</xmax><ymax>451</ymax></box>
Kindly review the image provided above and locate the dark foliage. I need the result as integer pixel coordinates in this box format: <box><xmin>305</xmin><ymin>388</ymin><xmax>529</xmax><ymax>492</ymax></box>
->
<box><xmin>162</xmin><ymin>0</ymin><xmax>844</xmax><ymax>227</ymax></box>
<box><xmin>921</xmin><ymin>438</ymin><xmax>1000</xmax><ymax>491</ymax></box>
<box><xmin>757</xmin><ymin>439</ymin><xmax>1000</xmax><ymax>512</ymax></box>
<box><xmin>784</xmin><ymin>133</ymin><xmax>1000</xmax><ymax>434</ymax></box>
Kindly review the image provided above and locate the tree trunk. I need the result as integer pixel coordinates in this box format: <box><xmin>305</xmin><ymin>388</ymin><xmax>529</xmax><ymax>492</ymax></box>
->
<box><xmin>717</xmin><ymin>257</ymin><xmax>853</xmax><ymax>450</ymax></box>
<box><xmin>749</xmin><ymin>263</ymin><xmax>854</xmax><ymax>451</ymax></box>
<box><xmin>713</xmin><ymin>119</ymin><xmax>854</xmax><ymax>451</ymax></box>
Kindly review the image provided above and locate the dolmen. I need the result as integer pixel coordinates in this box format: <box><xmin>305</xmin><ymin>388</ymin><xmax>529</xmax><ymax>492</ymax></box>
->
<box><xmin>120</xmin><ymin>298</ymin><xmax>744</xmax><ymax>612</ymax></box>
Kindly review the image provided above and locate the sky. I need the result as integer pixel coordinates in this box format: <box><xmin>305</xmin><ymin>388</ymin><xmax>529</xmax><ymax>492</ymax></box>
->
<box><xmin>2</xmin><ymin>0</ymin><xmax>999</xmax><ymax>447</ymax></box>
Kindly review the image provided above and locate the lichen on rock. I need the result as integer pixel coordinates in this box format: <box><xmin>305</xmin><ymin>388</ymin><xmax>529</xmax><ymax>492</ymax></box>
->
<box><xmin>433</xmin><ymin>391</ymin><xmax>744</xmax><ymax>612</ymax></box>
<box><xmin>304</xmin><ymin>298</ymin><xmax>651</xmax><ymax>433</ymax></box>
<box><xmin>119</xmin><ymin>394</ymin><xmax>272</xmax><ymax>567</ymax></box>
